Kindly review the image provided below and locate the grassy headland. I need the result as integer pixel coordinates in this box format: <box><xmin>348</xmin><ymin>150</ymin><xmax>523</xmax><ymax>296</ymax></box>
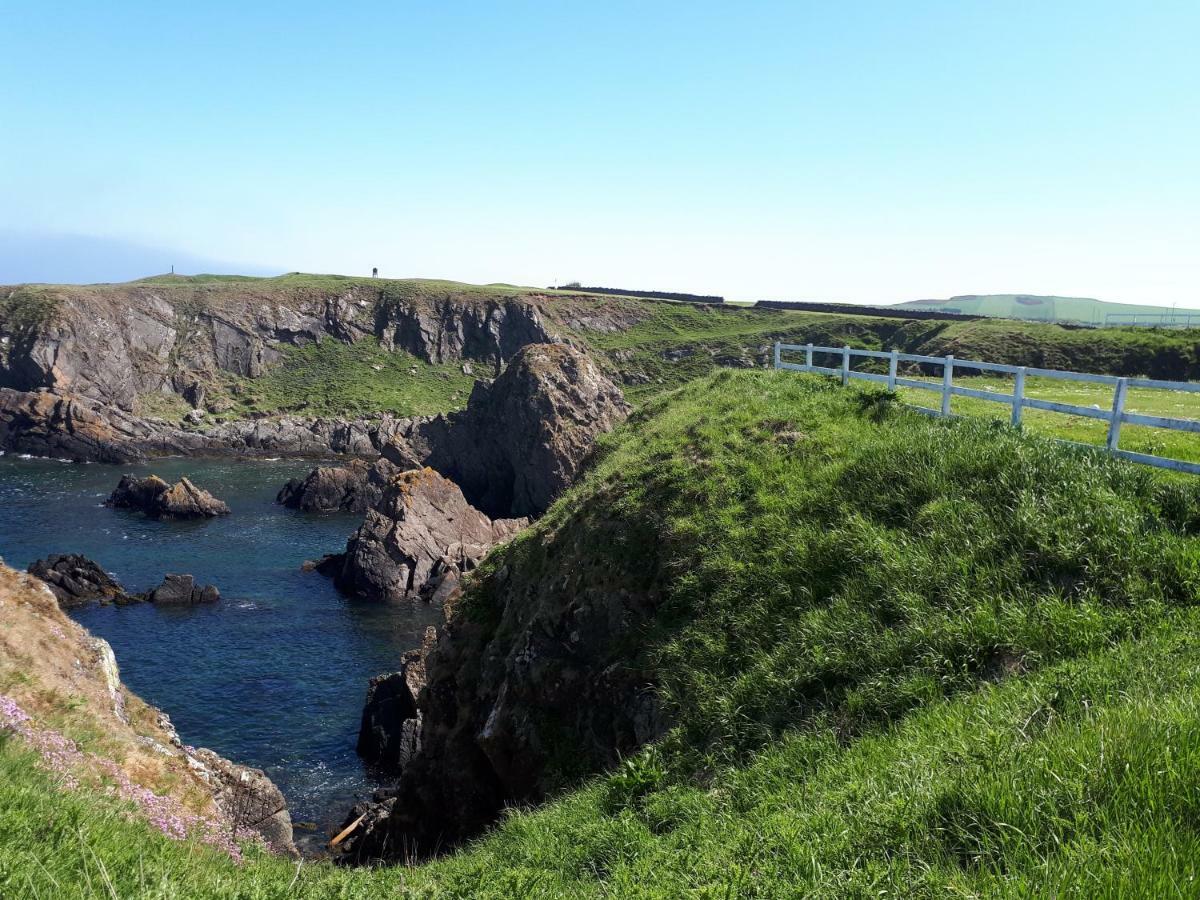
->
<box><xmin>3</xmin><ymin>370</ymin><xmax>1198</xmax><ymax>897</ymax></box>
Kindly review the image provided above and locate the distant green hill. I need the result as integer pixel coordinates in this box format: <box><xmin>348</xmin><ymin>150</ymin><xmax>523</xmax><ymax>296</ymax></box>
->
<box><xmin>896</xmin><ymin>294</ymin><xmax>1200</xmax><ymax>326</ymax></box>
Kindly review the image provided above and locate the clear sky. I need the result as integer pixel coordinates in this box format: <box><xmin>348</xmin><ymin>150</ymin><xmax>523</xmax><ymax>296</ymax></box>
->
<box><xmin>2</xmin><ymin>1</ymin><xmax>1197</xmax><ymax>305</ymax></box>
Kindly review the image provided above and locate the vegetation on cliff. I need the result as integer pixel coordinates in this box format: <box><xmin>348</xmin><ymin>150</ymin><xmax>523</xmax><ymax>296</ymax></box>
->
<box><xmin>2</xmin><ymin>371</ymin><xmax>1198</xmax><ymax>897</ymax></box>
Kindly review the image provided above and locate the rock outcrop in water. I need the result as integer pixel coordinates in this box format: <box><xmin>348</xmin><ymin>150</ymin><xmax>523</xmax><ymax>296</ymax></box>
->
<box><xmin>356</xmin><ymin>628</ymin><xmax>433</xmax><ymax>772</ymax></box>
<box><xmin>277</xmin><ymin>457</ymin><xmax>406</xmax><ymax>513</ymax></box>
<box><xmin>144</xmin><ymin>574</ymin><xmax>221</xmax><ymax>605</ymax></box>
<box><xmin>106</xmin><ymin>474</ymin><xmax>230</xmax><ymax>519</ymax></box>
<box><xmin>323</xmin><ymin>468</ymin><xmax>526</xmax><ymax>602</ymax></box>
<box><xmin>26</xmin><ymin>555</ymin><xmax>131</xmax><ymax>609</ymax></box>
<box><xmin>27</xmin><ymin>556</ymin><xmax>221</xmax><ymax>607</ymax></box>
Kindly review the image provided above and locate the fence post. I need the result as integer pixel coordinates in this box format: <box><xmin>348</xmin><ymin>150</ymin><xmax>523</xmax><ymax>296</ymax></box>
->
<box><xmin>887</xmin><ymin>349</ymin><xmax>898</xmax><ymax>391</ymax></box>
<box><xmin>941</xmin><ymin>355</ymin><xmax>954</xmax><ymax>416</ymax></box>
<box><xmin>805</xmin><ymin>343</ymin><xmax>813</xmax><ymax>371</ymax></box>
<box><xmin>1012</xmin><ymin>367</ymin><xmax>1026</xmax><ymax>428</ymax></box>
<box><xmin>841</xmin><ymin>346</ymin><xmax>850</xmax><ymax>386</ymax></box>
<box><xmin>773</xmin><ymin>341</ymin><xmax>781</xmax><ymax>370</ymax></box>
<box><xmin>1107</xmin><ymin>377</ymin><xmax>1129</xmax><ymax>451</ymax></box>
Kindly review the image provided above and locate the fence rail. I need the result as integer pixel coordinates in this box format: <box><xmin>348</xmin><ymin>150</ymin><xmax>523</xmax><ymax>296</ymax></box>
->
<box><xmin>773</xmin><ymin>342</ymin><xmax>1200</xmax><ymax>475</ymax></box>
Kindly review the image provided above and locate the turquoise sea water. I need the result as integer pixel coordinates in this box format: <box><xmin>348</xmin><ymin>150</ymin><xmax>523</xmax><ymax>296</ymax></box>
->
<box><xmin>0</xmin><ymin>453</ymin><xmax>438</xmax><ymax>844</ymax></box>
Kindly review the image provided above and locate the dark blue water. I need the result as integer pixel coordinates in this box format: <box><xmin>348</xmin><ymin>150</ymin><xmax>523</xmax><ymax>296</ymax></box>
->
<box><xmin>0</xmin><ymin>453</ymin><xmax>438</xmax><ymax>842</ymax></box>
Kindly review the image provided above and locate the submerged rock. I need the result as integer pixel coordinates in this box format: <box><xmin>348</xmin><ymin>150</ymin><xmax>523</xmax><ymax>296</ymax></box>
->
<box><xmin>144</xmin><ymin>574</ymin><xmax>220</xmax><ymax>605</ymax></box>
<box><xmin>106</xmin><ymin>474</ymin><xmax>230</xmax><ymax>519</ymax></box>
<box><xmin>325</xmin><ymin>467</ymin><xmax>526</xmax><ymax>602</ymax></box>
<box><xmin>26</xmin><ymin>554</ymin><xmax>132</xmax><ymax>609</ymax></box>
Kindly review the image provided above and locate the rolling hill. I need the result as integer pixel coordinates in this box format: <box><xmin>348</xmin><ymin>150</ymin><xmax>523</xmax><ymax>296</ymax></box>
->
<box><xmin>896</xmin><ymin>293</ymin><xmax>1200</xmax><ymax>326</ymax></box>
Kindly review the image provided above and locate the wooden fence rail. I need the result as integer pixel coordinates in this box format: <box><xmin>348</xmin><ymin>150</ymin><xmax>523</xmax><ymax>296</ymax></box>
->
<box><xmin>774</xmin><ymin>342</ymin><xmax>1200</xmax><ymax>475</ymax></box>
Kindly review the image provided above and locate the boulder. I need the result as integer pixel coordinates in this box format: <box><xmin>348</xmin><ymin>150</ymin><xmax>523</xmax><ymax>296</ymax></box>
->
<box><xmin>27</xmin><ymin>554</ymin><xmax>132</xmax><ymax>609</ymax></box>
<box><xmin>277</xmin><ymin>457</ymin><xmax>400</xmax><ymax>513</ymax></box>
<box><xmin>423</xmin><ymin>343</ymin><xmax>631</xmax><ymax>518</ymax></box>
<box><xmin>326</xmin><ymin>468</ymin><xmax>527</xmax><ymax>602</ymax></box>
<box><xmin>145</xmin><ymin>574</ymin><xmax>220</xmax><ymax>605</ymax></box>
<box><xmin>106</xmin><ymin>474</ymin><xmax>230</xmax><ymax>519</ymax></box>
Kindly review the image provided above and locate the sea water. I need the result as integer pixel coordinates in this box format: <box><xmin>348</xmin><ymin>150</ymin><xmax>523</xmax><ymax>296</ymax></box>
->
<box><xmin>0</xmin><ymin>453</ymin><xmax>438</xmax><ymax>843</ymax></box>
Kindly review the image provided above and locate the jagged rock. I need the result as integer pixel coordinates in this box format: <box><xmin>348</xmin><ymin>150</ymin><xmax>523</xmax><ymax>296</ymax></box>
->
<box><xmin>424</xmin><ymin>343</ymin><xmax>631</xmax><ymax>518</ymax></box>
<box><xmin>331</xmin><ymin>795</ymin><xmax>398</xmax><ymax>863</ymax></box>
<box><xmin>326</xmin><ymin>468</ymin><xmax>527</xmax><ymax>602</ymax></box>
<box><xmin>27</xmin><ymin>554</ymin><xmax>132</xmax><ymax>609</ymax></box>
<box><xmin>375</xmin><ymin>295</ymin><xmax>552</xmax><ymax>368</ymax></box>
<box><xmin>144</xmin><ymin>574</ymin><xmax>220</xmax><ymax>605</ymax></box>
<box><xmin>186</xmin><ymin>746</ymin><xmax>296</xmax><ymax>855</ymax></box>
<box><xmin>106</xmin><ymin>474</ymin><xmax>230</xmax><ymax>519</ymax></box>
<box><xmin>277</xmin><ymin>457</ymin><xmax>402</xmax><ymax>513</ymax></box>
<box><xmin>356</xmin><ymin>630</ymin><xmax>432</xmax><ymax>771</ymax></box>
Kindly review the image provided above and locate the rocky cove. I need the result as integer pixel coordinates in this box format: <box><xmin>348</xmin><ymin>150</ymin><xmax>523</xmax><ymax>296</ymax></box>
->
<box><xmin>0</xmin><ymin>453</ymin><xmax>442</xmax><ymax>851</ymax></box>
<box><xmin>0</xmin><ymin>298</ymin><xmax>640</xmax><ymax>861</ymax></box>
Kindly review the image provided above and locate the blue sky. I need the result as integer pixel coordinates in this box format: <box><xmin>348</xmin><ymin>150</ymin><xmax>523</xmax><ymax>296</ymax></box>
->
<box><xmin>2</xmin><ymin>1</ymin><xmax>1197</xmax><ymax>305</ymax></box>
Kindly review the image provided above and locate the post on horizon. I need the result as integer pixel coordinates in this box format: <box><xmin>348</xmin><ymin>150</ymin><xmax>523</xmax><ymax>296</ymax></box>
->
<box><xmin>372</xmin><ymin>267</ymin><xmax>378</xmax><ymax>278</ymax></box>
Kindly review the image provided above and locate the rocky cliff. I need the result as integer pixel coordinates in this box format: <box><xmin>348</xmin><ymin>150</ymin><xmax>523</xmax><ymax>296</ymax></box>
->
<box><xmin>284</xmin><ymin>343</ymin><xmax>631</xmax><ymax>520</ymax></box>
<box><xmin>0</xmin><ymin>279</ymin><xmax>555</xmax><ymax>409</ymax></box>
<box><xmin>0</xmin><ymin>277</ymin><xmax>584</xmax><ymax>461</ymax></box>
<box><xmin>343</xmin><ymin>491</ymin><xmax>667</xmax><ymax>860</ymax></box>
<box><xmin>0</xmin><ymin>563</ymin><xmax>295</xmax><ymax>855</ymax></box>
<box><xmin>422</xmin><ymin>343</ymin><xmax>632</xmax><ymax>518</ymax></box>
<box><xmin>325</xmin><ymin>467</ymin><xmax>527</xmax><ymax>603</ymax></box>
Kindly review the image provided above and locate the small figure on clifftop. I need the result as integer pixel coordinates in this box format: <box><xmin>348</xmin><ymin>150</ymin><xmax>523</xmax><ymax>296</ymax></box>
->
<box><xmin>372</xmin><ymin>267</ymin><xmax>378</xmax><ymax>278</ymax></box>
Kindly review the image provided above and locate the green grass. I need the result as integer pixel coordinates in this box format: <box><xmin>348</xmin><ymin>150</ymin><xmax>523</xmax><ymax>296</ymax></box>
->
<box><xmin>3</xmin><ymin>366</ymin><xmax>1200</xmax><ymax>898</ymax></box>
<box><xmin>897</xmin><ymin>293</ymin><xmax>1200</xmax><ymax>326</ymax></box>
<box><xmin>571</xmin><ymin>301</ymin><xmax>1200</xmax><ymax>404</ymax></box>
<box><xmin>0</xmin><ymin>286</ymin><xmax>60</xmax><ymax>334</ymax></box>
<box><xmin>890</xmin><ymin>373</ymin><xmax>1200</xmax><ymax>465</ymax></box>
<box><xmin>921</xmin><ymin>319</ymin><xmax>1200</xmax><ymax>381</ymax></box>
<box><xmin>474</xmin><ymin>372</ymin><xmax>1198</xmax><ymax>766</ymax></box>
<box><xmin>212</xmin><ymin>338</ymin><xmax>479</xmax><ymax>419</ymax></box>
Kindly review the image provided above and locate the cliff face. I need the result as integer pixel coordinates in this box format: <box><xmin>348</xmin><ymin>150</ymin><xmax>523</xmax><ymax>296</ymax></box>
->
<box><xmin>0</xmin><ymin>563</ymin><xmax>296</xmax><ymax>856</ymax></box>
<box><xmin>347</xmin><ymin>489</ymin><xmax>667</xmax><ymax>859</ymax></box>
<box><xmin>0</xmin><ymin>280</ymin><xmax>555</xmax><ymax>409</ymax></box>
<box><xmin>423</xmin><ymin>343</ymin><xmax>632</xmax><ymax>518</ymax></box>
<box><xmin>0</xmin><ymin>278</ymin><xmax>577</xmax><ymax>461</ymax></box>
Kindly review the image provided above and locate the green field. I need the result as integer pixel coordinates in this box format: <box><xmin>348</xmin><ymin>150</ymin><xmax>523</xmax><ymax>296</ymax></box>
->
<box><xmin>892</xmin><ymin>374</ymin><xmax>1200</xmax><ymax>466</ymax></box>
<box><xmin>4</xmin><ymin>371</ymin><xmax>1199</xmax><ymax>897</ymax></box>
<box><xmin>896</xmin><ymin>293</ymin><xmax>1200</xmax><ymax>326</ymax></box>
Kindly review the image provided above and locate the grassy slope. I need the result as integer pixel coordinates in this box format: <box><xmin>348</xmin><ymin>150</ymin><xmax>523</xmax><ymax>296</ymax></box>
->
<box><xmin>211</xmin><ymin>341</ymin><xmax>478</xmax><ymax>419</ymax></box>
<box><xmin>569</xmin><ymin>301</ymin><xmax>1200</xmax><ymax>401</ymax></box>
<box><xmin>3</xmin><ymin>371</ymin><xmax>1198</xmax><ymax>898</ymax></box>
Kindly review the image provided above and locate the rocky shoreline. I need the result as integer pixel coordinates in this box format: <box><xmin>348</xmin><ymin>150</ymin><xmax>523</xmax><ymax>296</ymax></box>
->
<box><xmin>2</xmin><ymin>274</ymin><xmax>648</xmax><ymax>864</ymax></box>
<box><xmin>0</xmin><ymin>564</ymin><xmax>296</xmax><ymax>856</ymax></box>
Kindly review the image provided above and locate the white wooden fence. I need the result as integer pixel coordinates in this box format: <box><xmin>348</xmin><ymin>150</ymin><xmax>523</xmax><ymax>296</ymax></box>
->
<box><xmin>773</xmin><ymin>342</ymin><xmax>1200</xmax><ymax>475</ymax></box>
